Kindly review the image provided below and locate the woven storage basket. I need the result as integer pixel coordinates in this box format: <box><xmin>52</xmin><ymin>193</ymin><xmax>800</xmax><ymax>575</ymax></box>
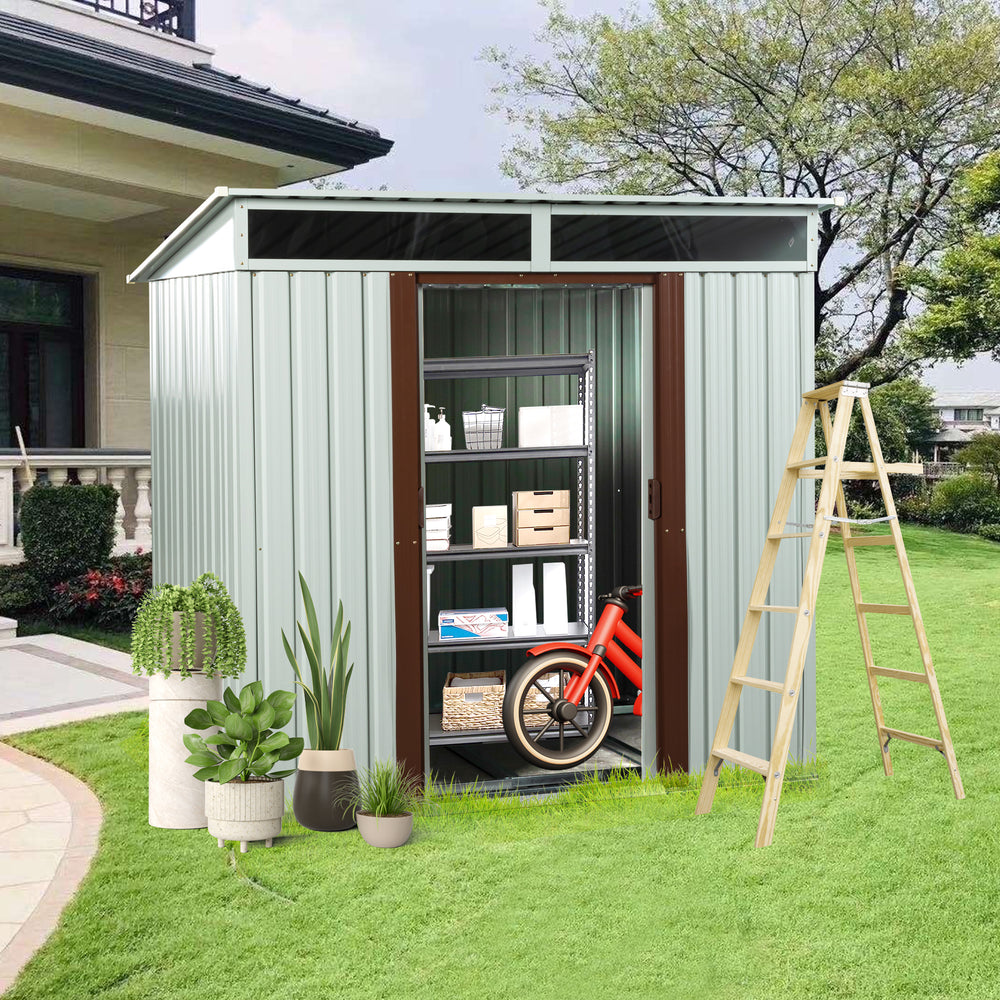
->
<box><xmin>441</xmin><ymin>671</ymin><xmax>552</xmax><ymax>732</ymax></box>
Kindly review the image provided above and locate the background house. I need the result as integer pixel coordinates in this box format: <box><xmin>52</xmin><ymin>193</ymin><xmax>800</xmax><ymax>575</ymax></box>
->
<box><xmin>0</xmin><ymin>0</ymin><xmax>391</xmax><ymax>560</ymax></box>
<box><xmin>924</xmin><ymin>391</ymin><xmax>1000</xmax><ymax>462</ymax></box>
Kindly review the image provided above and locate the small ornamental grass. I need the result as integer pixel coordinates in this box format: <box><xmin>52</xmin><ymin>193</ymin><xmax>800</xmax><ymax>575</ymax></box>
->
<box><xmin>131</xmin><ymin>572</ymin><xmax>246</xmax><ymax>678</ymax></box>
<box><xmin>183</xmin><ymin>682</ymin><xmax>303</xmax><ymax>783</ymax></box>
<box><xmin>352</xmin><ymin>759</ymin><xmax>422</xmax><ymax>818</ymax></box>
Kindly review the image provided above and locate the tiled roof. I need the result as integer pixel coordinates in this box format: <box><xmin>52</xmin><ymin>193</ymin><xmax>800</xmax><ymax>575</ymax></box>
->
<box><xmin>0</xmin><ymin>12</ymin><xmax>393</xmax><ymax>168</ymax></box>
<box><xmin>932</xmin><ymin>391</ymin><xmax>1000</xmax><ymax>408</ymax></box>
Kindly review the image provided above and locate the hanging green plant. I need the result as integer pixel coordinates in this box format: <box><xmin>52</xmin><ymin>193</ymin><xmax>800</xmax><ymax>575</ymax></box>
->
<box><xmin>131</xmin><ymin>573</ymin><xmax>247</xmax><ymax>678</ymax></box>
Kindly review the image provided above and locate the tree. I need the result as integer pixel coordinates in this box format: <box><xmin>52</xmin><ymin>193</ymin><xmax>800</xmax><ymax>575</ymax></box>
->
<box><xmin>486</xmin><ymin>0</ymin><xmax>1000</xmax><ymax>383</ymax></box>
<box><xmin>954</xmin><ymin>432</ymin><xmax>1000</xmax><ymax>493</ymax></box>
<box><xmin>838</xmin><ymin>376</ymin><xmax>939</xmax><ymax>463</ymax></box>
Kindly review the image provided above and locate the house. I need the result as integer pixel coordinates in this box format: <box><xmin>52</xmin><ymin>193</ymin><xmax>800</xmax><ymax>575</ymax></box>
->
<box><xmin>924</xmin><ymin>391</ymin><xmax>1000</xmax><ymax>462</ymax></box>
<box><xmin>0</xmin><ymin>0</ymin><xmax>392</xmax><ymax>560</ymax></box>
<box><xmin>131</xmin><ymin>189</ymin><xmax>833</xmax><ymax>787</ymax></box>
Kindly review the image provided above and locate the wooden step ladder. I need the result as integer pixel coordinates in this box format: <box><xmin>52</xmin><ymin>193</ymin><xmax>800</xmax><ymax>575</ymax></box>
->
<box><xmin>695</xmin><ymin>380</ymin><xmax>964</xmax><ymax>848</ymax></box>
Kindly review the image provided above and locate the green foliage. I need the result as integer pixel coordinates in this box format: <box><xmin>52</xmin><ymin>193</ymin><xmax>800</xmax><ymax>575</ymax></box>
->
<box><xmin>282</xmin><ymin>573</ymin><xmax>353</xmax><ymax>750</ymax></box>
<box><xmin>131</xmin><ymin>573</ymin><xmax>246</xmax><ymax>678</ymax></box>
<box><xmin>840</xmin><ymin>378</ymin><xmax>939</xmax><ymax>463</ymax></box>
<box><xmin>50</xmin><ymin>552</ymin><xmax>152</xmax><ymax>630</ymax></box>
<box><xmin>19</xmin><ymin>484</ymin><xmax>117</xmax><ymax>583</ymax></box>
<box><xmin>977</xmin><ymin>522</ymin><xmax>1000</xmax><ymax>542</ymax></box>
<box><xmin>0</xmin><ymin>564</ymin><xmax>47</xmax><ymax>614</ymax></box>
<box><xmin>898</xmin><ymin>489</ymin><xmax>935</xmax><ymax>525</ymax></box>
<box><xmin>349</xmin><ymin>759</ymin><xmax>422</xmax><ymax>819</ymax></box>
<box><xmin>183</xmin><ymin>681</ymin><xmax>303</xmax><ymax>783</ymax></box>
<box><xmin>486</xmin><ymin>0</ymin><xmax>1000</xmax><ymax>381</ymax></box>
<box><xmin>954</xmin><ymin>432</ymin><xmax>1000</xmax><ymax>492</ymax></box>
<box><xmin>928</xmin><ymin>473</ymin><xmax>1000</xmax><ymax>531</ymax></box>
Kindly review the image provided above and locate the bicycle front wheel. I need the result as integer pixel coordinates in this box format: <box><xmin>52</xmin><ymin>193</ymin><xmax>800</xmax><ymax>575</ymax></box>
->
<box><xmin>502</xmin><ymin>651</ymin><xmax>613</xmax><ymax>769</ymax></box>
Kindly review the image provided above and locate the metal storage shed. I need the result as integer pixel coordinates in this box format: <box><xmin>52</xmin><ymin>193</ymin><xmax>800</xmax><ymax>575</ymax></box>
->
<box><xmin>129</xmin><ymin>188</ymin><xmax>837</xmax><ymax>783</ymax></box>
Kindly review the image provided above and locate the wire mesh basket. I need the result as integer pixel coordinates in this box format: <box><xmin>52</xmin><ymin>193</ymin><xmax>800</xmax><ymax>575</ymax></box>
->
<box><xmin>462</xmin><ymin>405</ymin><xmax>505</xmax><ymax>450</ymax></box>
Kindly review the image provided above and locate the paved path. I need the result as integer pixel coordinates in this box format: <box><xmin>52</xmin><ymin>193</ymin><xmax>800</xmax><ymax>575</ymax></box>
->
<box><xmin>0</xmin><ymin>633</ymin><xmax>142</xmax><ymax>992</ymax></box>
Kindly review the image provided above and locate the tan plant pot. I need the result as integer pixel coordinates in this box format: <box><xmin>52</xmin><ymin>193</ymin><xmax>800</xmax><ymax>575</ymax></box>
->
<box><xmin>206</xmin><ymin>777</ymin><xmax>286</xmax><ymax>852</ymax></box>
<box><xmin>356</xmin><ymin>811</ymin><xmax>414</xmax><ymax>849</ymax></box>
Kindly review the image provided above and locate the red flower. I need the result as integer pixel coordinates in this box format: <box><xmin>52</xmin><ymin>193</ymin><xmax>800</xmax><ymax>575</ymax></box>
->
<box><xmin>111</xmin><ymin>575</ymin><xmax>125</xmax><ymax>593</ymax></box>
<box><xmin>135</xmin><ymin>547</ymin><xmax>143</xmax><ymax>555</ymax></box>
<box><xmin>85</xmin><ymin>570</ymin><xmax>102</xmax><ymax>585</ymax></box>
<box><xmin>86</xmin><ymin>590</ymin><xmax>99</xmax><ymax>602</ymax></box>
<box><xmin>130</xmin><ymin>581</ymin><xmax>143</xmax><ymax>595</ymax></box>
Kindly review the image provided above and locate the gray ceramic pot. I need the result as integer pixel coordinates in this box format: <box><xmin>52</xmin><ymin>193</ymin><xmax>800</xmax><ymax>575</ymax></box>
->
<box><xmin>356</xmin><ymin>811</ymin><xmax>413</xmax><ymax>848</ymax></box>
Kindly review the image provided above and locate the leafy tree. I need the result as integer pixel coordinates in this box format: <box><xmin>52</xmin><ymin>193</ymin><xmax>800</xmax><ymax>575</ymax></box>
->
<box><xmin>841</xmin><ymin>378</ymin><xmax>940</xmax><ymax>464</ymax></box>
<box><xmin>954</xmin><ymin>432</ymin><xmax>1000</xmax><ymax>493</ymax></box>
<box><xmin>487</xmin><ymin>0</ymin><xmax>1000</xmax><ymax>383</ymax></box>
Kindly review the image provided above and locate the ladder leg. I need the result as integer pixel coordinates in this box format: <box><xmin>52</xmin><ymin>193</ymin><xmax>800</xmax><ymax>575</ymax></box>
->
<box><xmin>818</xmin><ymin>402</ymin><xmax>893</xmax><ymax>777</ymax></box>
<box><xmin>858</xmin><ymin>397</ymin><xmax>964</xmax><ymax>800</ymax></box>
<box><xmin>696</xmin><ymin>398</ymin><xmax>818</xmax><ymax>817</ymax></box>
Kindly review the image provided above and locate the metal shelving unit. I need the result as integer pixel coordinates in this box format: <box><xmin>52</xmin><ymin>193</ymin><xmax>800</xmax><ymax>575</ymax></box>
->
<box><xmin>423</xmin><ymin>352</ymin><xmax>596</xmax><ymax>747</ymax></box>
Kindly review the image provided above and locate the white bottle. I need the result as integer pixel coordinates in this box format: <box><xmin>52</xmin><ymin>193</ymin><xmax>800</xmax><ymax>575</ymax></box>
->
<box><xmin>434</xmin><ymin>407</ymin><xmax>452</xmax><ymax>451</ymax></box>
<box><xmin>424</xmin><ymin>404</ymin><xmax>436</xmax><ymax>451</ymax></box>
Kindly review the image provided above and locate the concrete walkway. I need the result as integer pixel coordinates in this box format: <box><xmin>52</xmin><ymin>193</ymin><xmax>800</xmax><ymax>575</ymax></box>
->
<box><xmin>0</xmin><ymin>633</ymin><xmax>144</xmax><ymax>992</ymax></box>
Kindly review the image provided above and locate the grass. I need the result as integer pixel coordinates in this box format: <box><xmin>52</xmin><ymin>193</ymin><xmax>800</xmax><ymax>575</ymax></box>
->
<box><xmin>15</xmin><ymin>615</ymin><xmax>131</xmax><ymax>653</ymax></box>
<box><xmin>4</xmin><ymin>525</ymin><xmax>1000</xmax><ymax>999</ymax></box>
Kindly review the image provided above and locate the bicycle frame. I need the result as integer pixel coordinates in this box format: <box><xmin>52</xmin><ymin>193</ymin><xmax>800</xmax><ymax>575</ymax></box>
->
<box><xmin>527</xmin><ymin>594</ymin><xmax>644</xmax><ymax>715</ymax></box>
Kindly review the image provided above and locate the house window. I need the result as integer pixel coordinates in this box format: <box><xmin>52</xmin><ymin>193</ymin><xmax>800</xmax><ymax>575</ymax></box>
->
<box><xmin>550</xmin><ymin>214</ymin><xmax>807</xmax><ymax>262</ymax></box>
<box><xmin>953</xmin><ymin>408</ymin><xmax>984</xmax><ymax>422</ymax></box>
<box><xmin>0</xmin><ymin>267</ymin><xmax>85</xmax><ymax>448</ymax></box>
<box><xmin>248</xmin><ymin>210</ymin><xmax>532</xmax><ymax>261</ymax></box>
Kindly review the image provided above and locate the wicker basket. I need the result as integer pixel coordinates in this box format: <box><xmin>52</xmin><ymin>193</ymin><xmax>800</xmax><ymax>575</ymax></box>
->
<box><xmin>441</xmin><ymin>670</ymin><xmax>553</xmax><ymax>732</ymax></box>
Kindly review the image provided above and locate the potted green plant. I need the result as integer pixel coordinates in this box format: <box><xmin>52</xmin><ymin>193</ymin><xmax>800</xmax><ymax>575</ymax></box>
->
<box><xmin>184</xmin><ymin>681</ymin><xmax>303</xmax><ymax>852</ymax></box>
<box><xmin>132</xmin><ymin>573</ymin><xmax>246</xmax><ymax>830</ymax></box>
<box><xmin>283</xmin><ymin>573</ymin><xmax>357</xmax><ymax>831</ymax></box>
<box><xmin>348</xmin><ymin>759</ymin><xmax>421</xmax><ymax>849</ymax></box>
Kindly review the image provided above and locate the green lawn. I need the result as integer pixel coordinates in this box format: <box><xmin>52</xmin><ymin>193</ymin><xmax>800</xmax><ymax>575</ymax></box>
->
<box><xmin>5</xmin><ymin>525</ymin><xmax>1000</xmax><ymax>1000</ymax></box>
<box><xmin>15</xmin><ymin>616</ymin><xmax>131</xmax><ymax>653</ymax></box>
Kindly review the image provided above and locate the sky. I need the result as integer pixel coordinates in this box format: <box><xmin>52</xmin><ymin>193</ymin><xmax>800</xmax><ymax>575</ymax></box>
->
<box><xmin>197</xmin><ymin>1</ymin><xmax>1000</xmax><ymax>395</ymax></box>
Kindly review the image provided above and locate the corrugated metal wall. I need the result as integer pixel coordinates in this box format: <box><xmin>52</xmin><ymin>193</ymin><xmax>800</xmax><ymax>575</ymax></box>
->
<box><xmin>150</xmin><ymin>268</ymin><xmax>817</xmax><ymax>774</ymax></box>
<box><xmin>150</xmin><ymin>271</ymin><xmax>396</xmax><ymax>771</ymax></box>
<box><xmin>685</xmin><ymin>272</ymin><xmax>816</xmax><ymax>767</ymax></box>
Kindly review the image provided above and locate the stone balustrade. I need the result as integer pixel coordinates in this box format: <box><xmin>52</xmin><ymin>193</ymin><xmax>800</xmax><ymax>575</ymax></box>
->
<box><xmin>0</xmin><ymin>450</ymin><xmax>152</xmax><ymax>565</ymax></box>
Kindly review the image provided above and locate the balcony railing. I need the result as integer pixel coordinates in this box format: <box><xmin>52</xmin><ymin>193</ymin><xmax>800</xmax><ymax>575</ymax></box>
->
<box><xmin>67</xmin><ymin>0</ymin><xmax>196</xmax><ymax>41</ymax></box>
<box><xmin>922</xmin><ymin>462</ymin><xmax>965</xmax><ymax>480</ymax></box>
<box><xmin>0</xmin><ymin>451</ymin><xmax>152</xmax><ymax>565</ymax></box>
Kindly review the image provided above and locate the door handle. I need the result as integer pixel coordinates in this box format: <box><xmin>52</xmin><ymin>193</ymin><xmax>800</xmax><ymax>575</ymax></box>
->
<box><xmin>647</xmin><ymin>479</ymin><xmax>661</xmax><ymax>520</ymax></box>
<box><xmin>417</xmin><ymin>486</ymin><xmax>424</xmax><ymax>529</ymax></box>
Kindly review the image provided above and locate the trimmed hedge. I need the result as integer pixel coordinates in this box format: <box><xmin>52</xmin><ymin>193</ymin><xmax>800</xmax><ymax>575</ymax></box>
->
<box><xmin>978</xmin><ymin>523</ymin><xmax>1000</xmax><ymax>543</ymax></box>
<box><xmin>0</xmin><ymin>564</ymin><xmax>47</xmax><ymax>614</ymax></box>
<box><xmin>928</xmin><ymin>474</ymin><xmax>1000</xmax><ymax>533</ymax></box>
<box><xmin>20</xmin><ymin>484</ymin><xmax>118</xmax><ymax>583</ymax></box>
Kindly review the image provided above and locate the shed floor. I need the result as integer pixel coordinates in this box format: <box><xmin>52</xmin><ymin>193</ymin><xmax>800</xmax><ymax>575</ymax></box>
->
<box><xmin>429</xmin><ymin>713</ymin><xmax>641</xmax><ymax>795</ymax></box>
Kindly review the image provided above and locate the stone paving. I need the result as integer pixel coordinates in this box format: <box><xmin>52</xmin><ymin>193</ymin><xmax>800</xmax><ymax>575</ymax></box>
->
<box><xmin>0</xmin><ymin>633</ymin><xmax>140</xmax><ymax>992</ymax></box>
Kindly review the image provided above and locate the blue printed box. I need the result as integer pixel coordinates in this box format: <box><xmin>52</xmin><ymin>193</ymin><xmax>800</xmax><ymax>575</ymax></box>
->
<box><xmin>438</xmin><ymin>608</ymin><xmax>510</xmax><ymax>641</ymax></box>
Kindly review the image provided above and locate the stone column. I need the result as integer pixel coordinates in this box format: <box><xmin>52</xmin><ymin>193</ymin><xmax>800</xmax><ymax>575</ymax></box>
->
<box><xmin>106</xmin><ymin>467</ymin><xmax>127</xmax><ymax>548</ymax></box>
<box><xmin>134</xmin><ymin>467</ymin><xmax>152</xmax><ymax>549</ymax></box>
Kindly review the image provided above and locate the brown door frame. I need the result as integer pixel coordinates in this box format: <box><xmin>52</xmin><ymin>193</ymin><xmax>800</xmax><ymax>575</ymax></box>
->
<box><xmin>389</xmin><ymin>271</ymin><xmax>688</xmax><ymax>780</ymax></box>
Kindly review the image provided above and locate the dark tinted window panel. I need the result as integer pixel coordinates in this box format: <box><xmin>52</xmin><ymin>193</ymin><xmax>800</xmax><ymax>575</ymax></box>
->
<box><xmin>551</xmin><ymin>214</ymin><xmax>808</xmax><ymax>262</ymax></box>
<box><xmin>248</xmin><ymin>210</ymin><xmax>532</xmax><ymax>261</ymax></box>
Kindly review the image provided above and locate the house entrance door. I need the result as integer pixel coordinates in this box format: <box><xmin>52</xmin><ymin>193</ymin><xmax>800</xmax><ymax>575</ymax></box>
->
<box><xmin>0</xmin><ymin>266</ymin><xmax>85</xmax><ymax>448</ymax></box>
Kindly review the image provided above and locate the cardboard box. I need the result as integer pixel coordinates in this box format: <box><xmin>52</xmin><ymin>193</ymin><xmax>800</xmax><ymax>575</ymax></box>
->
<box><xmin>438</xmin><ymin>608</ymin><xmax>509</xmax><ymax>641</ymax></box>
<box><xmin>516</xmin><ymin>506</ymin><xmax>570</xmax><ymax>528</ymax></box>
<box><xmin>472</xmin><ymin>505</ymin><xmax>508</xmax><ymax>549</ymax></box>
<box><xmin>513</xmin><ymin>489</ymin><xmax>570</xmax><ymax>510</ymax></box>
<box><xmin>515</xmin><ymin>525</ymin><xmax>571</xmax><ymax>547</ymax></box>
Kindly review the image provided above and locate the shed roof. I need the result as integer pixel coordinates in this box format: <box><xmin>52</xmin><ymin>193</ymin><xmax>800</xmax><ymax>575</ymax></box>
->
<box><xmin>0</xmin><ymin>12</ymin><xmax>393</xmax><ymax>169</ymax></box>
<box><xmin>129</xmin><ymin>187</ymin><xmax>841</xmax><ymax>283</ymax></box>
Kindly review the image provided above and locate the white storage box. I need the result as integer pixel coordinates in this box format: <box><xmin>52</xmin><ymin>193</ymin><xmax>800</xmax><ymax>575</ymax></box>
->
<box><xmin>472</xmin><ymin>505</ymin><xmax>508</xmax><ymax>548</ymax></box>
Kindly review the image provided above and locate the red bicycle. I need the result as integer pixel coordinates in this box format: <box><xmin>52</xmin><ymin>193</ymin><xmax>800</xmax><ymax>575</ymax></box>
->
<box><xmin>502</xmin><ymin>584</ymin><xmax>643</xmax><ymax>769</ymax></box>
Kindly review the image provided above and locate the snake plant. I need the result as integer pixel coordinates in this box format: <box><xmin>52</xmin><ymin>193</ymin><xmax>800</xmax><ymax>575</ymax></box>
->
<box><xmin>281</xmin><ymin>573</ymin><xmax>354</xmax><ymax>750</ymax></box>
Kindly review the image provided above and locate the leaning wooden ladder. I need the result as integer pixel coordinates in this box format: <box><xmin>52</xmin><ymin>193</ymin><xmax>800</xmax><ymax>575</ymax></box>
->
<box><xmin>695</xmin><ymin>380</ymin><xmax>964</xmax><ymax>848</ymax></box>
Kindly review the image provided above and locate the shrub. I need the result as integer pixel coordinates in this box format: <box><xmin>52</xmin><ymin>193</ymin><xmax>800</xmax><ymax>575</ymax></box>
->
<box><xmin>0</xmin><ymin>564</ymin><xmax>47</xmax><ymax>614</ymax></box>
<box><xmin>928</xmin><ymin>473</ymin><xmax>1000</xmax><ymax>532</ymax></box>
<box><xmin>898</xmin><ymin>491</ymin><xmax>934</xmax><ymax>525</ymax></box>
<box><xmin>977</xmin><ymin>523</ymin><xmax>1000</xmax><ymax>542</ymax></box>
<box><xmin>49</xmin><ymin>552</ymin><xmax>152</xmax><ymax>631</ymax></box>
<box><xmin>20</xmin><ymin>484</ymin><xmax>117</xmax><ymax>583</ymax></box>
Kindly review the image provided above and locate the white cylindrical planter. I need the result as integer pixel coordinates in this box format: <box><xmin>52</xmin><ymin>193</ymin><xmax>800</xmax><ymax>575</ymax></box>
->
<box><xmin>149</xmin><ymin>670</ymin><xmax>223</xmax><ymax>829</ymax></box>
<box><xmin>206</xmin><ymin>777</ymin><xmax>285</xmax><ymax>852</ymax></box>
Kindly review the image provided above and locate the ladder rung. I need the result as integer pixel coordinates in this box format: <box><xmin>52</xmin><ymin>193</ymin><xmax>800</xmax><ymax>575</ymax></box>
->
<box><xmin>732</xmin><ymin>676</ymin><xmax>785</xmax><ymax>694</ymax></box>
<box><xmin>749</xmin><ymin>604</ymin><xmax>799</xmax><ymax>614</ymax></box>
<box><xmin>767</xmin><ymin>531</ymin><xmax>813</xmax><ymax>539</ymax></box>
<box><xmin>787</xmin><ymin>457</ymin><xmax>827</xmax><ymax>469</ymax></box>
<box><xmin>858</xmin><ymin>603</ymin><xmax>911</xmax><ymax>615</ymax></box>
<box><xmin>881</xmin><ymin>727</ymin><xmax>943</xmax><ymax>750</ymax></box>
<box><xmin>844</xmin><ymin>535</ymin><xmax>895</xmax><ymax>547</ymax></box>
<box><xmin>870</xmin><ymin>666</ymin><xmax>928</xmax><ymax>683</ymax></box>
<box><xmin>799</xmin><ymin>462</ymin><xmax>922</xmax><ymax>480</ymax></box>
<box><xmin>712</xmin><ymin>748</ymin><xmax>770</xmax><ymax>775</ymax></box>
